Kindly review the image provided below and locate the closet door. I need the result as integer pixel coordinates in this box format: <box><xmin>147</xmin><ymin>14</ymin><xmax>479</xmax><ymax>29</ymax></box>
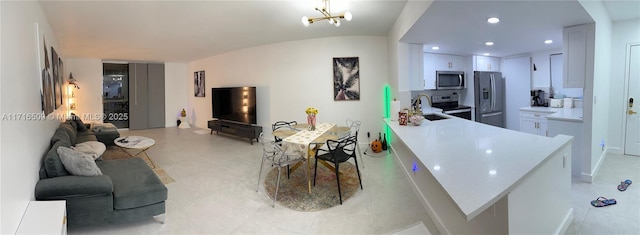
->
<box><xmin>129</xmin><ymin>63</ymin><xmax>149</xmax><ymax>130</ymax></box>
<box><xmin>147</xmin><ymin>63</ymin><xmax>165</xmax><ymax>128</ymax></box>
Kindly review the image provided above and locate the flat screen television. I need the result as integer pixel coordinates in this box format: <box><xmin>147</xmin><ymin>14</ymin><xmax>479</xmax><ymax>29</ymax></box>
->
<box><xmin>212</xmin><ymin>87</ymin><xmax>257</xmax><ymax>125</ymax></box>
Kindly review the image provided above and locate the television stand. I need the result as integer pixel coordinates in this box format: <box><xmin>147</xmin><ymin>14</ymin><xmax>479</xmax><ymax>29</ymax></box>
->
<box><xmin>208</xmin><ymin>120</ymin><xmax>262</xmax><ymax>145</ymax></box>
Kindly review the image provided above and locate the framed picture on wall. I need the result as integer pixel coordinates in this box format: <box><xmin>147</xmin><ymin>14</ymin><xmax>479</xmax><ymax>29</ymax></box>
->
<box><xmin>333</xmin><ymin>57</ymin><xmax>360</xmax><ymax>101</ymax></box>
<box><xmin>194</xmin><ymin>70</ymin><xmax>205</xmax><ymax>97</ymax></box>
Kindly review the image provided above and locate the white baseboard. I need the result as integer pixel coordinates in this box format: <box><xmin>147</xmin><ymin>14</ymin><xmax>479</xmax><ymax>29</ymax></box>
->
<box><xmin>608</xmin><ymin>147</ymin><xmax>623</xmax><ymax>155</ymax></box>
<box><xmin>555</xmin><ymin>208</ymin><xmax>574</xmax><ymax>235</ymax></box>
<box><xmin>580</xmin><ymin>148</ymin><xmax>609</xmax><ymax>183</ymax></box>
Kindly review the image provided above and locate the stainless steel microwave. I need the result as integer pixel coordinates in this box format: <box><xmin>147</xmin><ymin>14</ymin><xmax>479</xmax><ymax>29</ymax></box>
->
<box><xmin>436</xmin><ymin>71</ymin><xmax>465</xmax><ymax>90</ymax></box>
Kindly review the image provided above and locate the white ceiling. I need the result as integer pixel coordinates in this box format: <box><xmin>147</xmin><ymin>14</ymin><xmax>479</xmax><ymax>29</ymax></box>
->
<box><xmin>401</xmin><ymin>0</ymin><xmax>595</xmax><ymax>57</ymax></box>
<box><xmin>39</xmin><ymin>0</ymin><xmax>639</xmax><ymax>62</ymax></box>
<box><xmin>39</xmin><ymin>0</ymin><xmax>407</xmax><ymax>62</ymax></box>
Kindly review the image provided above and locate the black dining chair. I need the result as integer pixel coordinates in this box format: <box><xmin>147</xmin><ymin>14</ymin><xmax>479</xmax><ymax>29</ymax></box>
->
<box><xmin>313</xmin><ymin>135</ymin><xmax>363</xmax><ymax>204</ymax></box>
<box><xmin>256</xmin><ymin>133</ymin><xmax>307</xmax><ymax>207</ymax></box>
<box><xmin>272</xmin><ymin>121</ymin><xmax>298</xmax><ymax>143</ymax></box>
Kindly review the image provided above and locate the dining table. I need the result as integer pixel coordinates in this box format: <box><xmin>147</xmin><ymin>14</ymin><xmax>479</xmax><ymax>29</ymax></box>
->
<box><xmin>273</xmin><ymin>122</ymin><xmax>351</xmax><ymax>193</ymax></box>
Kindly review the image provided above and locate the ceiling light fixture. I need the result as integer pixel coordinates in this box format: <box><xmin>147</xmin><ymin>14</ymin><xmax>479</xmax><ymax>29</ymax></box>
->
<box><xmin>432</xmin><ymin>46</ymin><xmax>440</xmax><ymax>50</ymax></box>
<box><xmin>302</xmin><ymin>0</ymin><xmax>352</xmax><ymax>27</ymax></box>
<box><xmin>483</xmin><ymin>53</ymin><xmax>490</xmax><ymax>56</ymax></box>
<box><xmin>544</xmin><ymin>40</ymin><xmax>553</xmax><ymax>44</ymax></box>
<box><xmin>485</xmin><ymin>41</ymin><xmax>494</xmax><ymax>46</ymax></box>
<box><xmin>487</xmin><ymin>17</ymin><xmax>500</xmax><ymax>24</ymax></box>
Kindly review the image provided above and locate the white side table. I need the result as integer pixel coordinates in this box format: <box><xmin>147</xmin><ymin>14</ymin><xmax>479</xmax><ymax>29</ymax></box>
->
<box><xmin>17</xmin><ymin>201</ymin><xmax>67</xmax><ymax>235</ymax></box>
<box><xmin>179</xmin><ymin>116</ymin><xmax>191</xmax><ymax>129</ymax></box>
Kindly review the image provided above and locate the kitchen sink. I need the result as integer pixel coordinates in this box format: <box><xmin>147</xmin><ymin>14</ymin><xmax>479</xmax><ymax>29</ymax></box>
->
<box><xmin>423</xmin><ymin>114</ymin><xmax>449</xmax><ymax>121</ymax></box>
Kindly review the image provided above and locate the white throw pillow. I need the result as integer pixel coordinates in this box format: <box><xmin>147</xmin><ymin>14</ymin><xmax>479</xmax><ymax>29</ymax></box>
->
<box><xmin>72</xmin><ymin>141</ymin><xmax>106</xmax><ymax>160</ymax></box>
<box><xmin>57</xmin><ymin>146</ymin><xmax>103</xmax><ymax>176</ymax></box>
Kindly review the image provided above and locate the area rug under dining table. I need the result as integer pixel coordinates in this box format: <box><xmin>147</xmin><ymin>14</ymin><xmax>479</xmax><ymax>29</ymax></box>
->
<box><xmin>263</xmin><ymin>160</ymin><xmax>361</xmax><ymax>211</ymax></box>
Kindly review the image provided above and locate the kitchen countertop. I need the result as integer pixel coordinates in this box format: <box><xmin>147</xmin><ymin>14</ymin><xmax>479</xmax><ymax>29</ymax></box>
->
<box><xmin>520</xmin><ymin>106</ymin><xmax>583</xmax><ymax>123</ymax></box>
<box><xmin>384</xmin><ymin>115</ymin><xmax>572</xmax><ymax>220</ymax></box>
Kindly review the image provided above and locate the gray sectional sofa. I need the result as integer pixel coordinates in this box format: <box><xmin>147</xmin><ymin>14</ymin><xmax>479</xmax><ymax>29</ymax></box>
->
<box><xmin>35</xmin><ymin>120</ymin><xmax>168</xmax><ymax>227</ymax></box>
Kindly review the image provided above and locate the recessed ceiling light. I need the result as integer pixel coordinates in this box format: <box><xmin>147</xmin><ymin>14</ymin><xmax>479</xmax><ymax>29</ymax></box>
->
<box><xmin>487</xmin><ymin>17</ymin><xmax>500</xmax><ymax>24</ymax></box>
<box><xmin>431</xmin><ymin>46</ymin><xmax>440</xmax><ymax>50</ymax></box>
<box><xmin>483</xmin><ymin>53</ymin><xmax>490</xmax><ymax>56</ymax></box>
<box><xmin>544</xmin><ymin>40</ymin><xmax>553</xmax><ymax>44</ymax></box>
<box><xmin>485</xmin><ymin>41</ymin><xmax>494</xmax><ymax>46</ymax></box>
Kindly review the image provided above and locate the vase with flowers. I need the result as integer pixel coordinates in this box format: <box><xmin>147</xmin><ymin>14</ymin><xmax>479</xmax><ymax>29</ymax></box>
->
<box><xmin>305</xmin><ymin>107</ymin><xmax>318</xmax><ymax>131</ymax></box>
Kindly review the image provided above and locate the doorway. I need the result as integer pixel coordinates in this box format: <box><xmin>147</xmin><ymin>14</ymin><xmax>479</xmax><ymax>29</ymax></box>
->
<box><xmin>103</xmin><ymin>63</ymin><xmax>129</xmax><ymax>128</ymax></box>
<box><xmin>624</xmin><ymin>44</ymin><xmax>640</xmax><ymax>156</ymax></box>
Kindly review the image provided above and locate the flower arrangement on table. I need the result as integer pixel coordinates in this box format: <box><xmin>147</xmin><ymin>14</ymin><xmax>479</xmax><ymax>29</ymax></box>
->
<box><xmin>305</xmin><ymin>107</ymin><xmax>318</xmax><ymax>131</ymax></box>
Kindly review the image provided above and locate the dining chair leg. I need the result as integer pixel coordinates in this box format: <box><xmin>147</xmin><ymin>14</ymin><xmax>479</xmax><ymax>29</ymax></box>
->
<box><xmin>353</xmin><ymin>157</ymin><xmax>363</xmax><ymax>190</ymax></box>
<box><xmin>256</xmin><ymin>158</ymin><xmax>266</xmax><ymax>192</ymax></box>
<box><xmin>356</xmin><ymin>143</ymin><xmax>365</xmax><ymax>169</ymax></box>
<box><xmin>313</xmin><ymin>157</ymin><xmax>319</xmax><ymax>186</ymax></box>
<box><xmin>335</xmin><ymin>163</ymin><xmax>342</xmax><ymax>205</ymax></box>
<box><xmin>274</xmin><ymin>167</ymin><xmax>281</xmax><ymax>208</ymax></box>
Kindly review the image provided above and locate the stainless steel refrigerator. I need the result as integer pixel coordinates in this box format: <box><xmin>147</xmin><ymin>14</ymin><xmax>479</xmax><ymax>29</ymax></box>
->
<box><xmin>474</xmin><ymin>71</ymin><xmax>505</xmax><ymax>128</ymax></box>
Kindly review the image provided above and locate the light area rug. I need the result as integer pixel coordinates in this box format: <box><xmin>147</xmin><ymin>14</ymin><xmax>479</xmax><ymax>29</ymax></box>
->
<box><xmin>101</xmin><ymin>146</ymin><xmax>175</xmax><ymax>185</ymax></box>
<box><xmin>193</xmin><ymin>129</ymin><xmax>210</xmax><ymax>135</ymax></box>
<box><xmin>263</xmin><ymin>160</ymin><xmax>361</xmax><ymax>211</ymax></box>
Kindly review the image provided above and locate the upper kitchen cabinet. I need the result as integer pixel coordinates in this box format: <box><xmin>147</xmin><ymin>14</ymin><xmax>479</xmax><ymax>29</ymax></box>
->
<box><xmin>562</xmin><ymin>23</ymin><xmax>594</xmax><ymax>88</ymax></box>
<box><xmin>473</xmin><ymin>55</ymin><xmax>501</xmax><ymax>72</ymax></box>
<box><xmin>423</xmin><ymin>53</ymin><xmax>466</xmax><ymax>90</ymax></box>
<box><xmin>409</xmin><ymin>44</ymin><xmax>426</xmax><ymax>91</ymax></box>
<box><xmin>436</xmin><ymin>53</ymin><xmax>465</xmax><ymax>71</ymax></box>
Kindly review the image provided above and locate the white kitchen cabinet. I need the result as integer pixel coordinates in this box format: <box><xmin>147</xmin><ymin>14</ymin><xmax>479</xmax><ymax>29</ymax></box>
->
<box><xmin>474</xmin><ymin>55</ymin><xmax>501</xmax><ymax>72</ymax></box>
<box><xmin>520</xmin><ymin>110</ymin><xmax>552</xmax><ymax>136</ymax></box>
<box><xmin>436</xmin><ymin>54</ymin><xmax>465</xmax><ymax>71</ymax></box>
<box><xmin>423</xmin><ymin>53</ymin><xmax>465</xmax><ymax>90</ymax></box>
<box><xmin>409</xmin><ymin>44</ymin><xmax>426</xmax><ymax>91</ymax></box>
<box><xmin>562</xmin><ymin>23</ymin><xmax>594</xmax><ymax>88</ymax></box>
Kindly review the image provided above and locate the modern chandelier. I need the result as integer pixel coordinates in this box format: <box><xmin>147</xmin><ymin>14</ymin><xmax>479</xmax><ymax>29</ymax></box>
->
<box><xmin>301</xmin><ymin>0</ymin><xmax>352</xmax><ymax>27</ymax></box>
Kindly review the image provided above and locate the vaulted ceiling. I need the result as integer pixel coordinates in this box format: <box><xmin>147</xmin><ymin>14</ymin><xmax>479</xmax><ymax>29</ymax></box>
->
<box><xmin>39</xmin><ymin>0</ymin><xmax>640</xmax><ymax>62</ymax></box>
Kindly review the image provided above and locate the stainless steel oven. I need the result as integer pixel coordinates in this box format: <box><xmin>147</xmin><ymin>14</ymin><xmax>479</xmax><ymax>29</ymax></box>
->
<box><xmin>431</xmin><ymin>94</ymin><xmax>472</xmax><ymax>120</ymax></box>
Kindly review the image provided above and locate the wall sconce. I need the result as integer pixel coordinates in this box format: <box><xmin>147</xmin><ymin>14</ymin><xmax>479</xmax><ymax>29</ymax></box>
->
<box><xmin>68</xmin><ymin>73</ymin><xmax>80</xmax><ymax>89</ymax></box>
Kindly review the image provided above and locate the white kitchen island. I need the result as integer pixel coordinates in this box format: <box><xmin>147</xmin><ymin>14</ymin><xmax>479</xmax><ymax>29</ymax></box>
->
<box><xmin>385</xmin><ymin>115</ymin><xmax>574</xmax><ymax>234</ymax></box>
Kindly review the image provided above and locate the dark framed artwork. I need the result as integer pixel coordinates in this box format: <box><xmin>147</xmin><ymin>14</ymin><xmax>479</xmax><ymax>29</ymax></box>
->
<box><xmin>194</xmin><ymin>70</ymin><xmax>205</xmax><ymax>97</ymax></box>
<box><xmin>40</xmin><ymin>34</ymin><xmax>55</xmax><ymax>115</ymax></box>
<box><xmin>333</xmin><ymin>57</ymin><xmax>360</xmax><ymax>101</ymax></box>
<box><xmin>51</xmin><ymin>47</ymin><xmax>63</xmax><ymax>108</ymax></box>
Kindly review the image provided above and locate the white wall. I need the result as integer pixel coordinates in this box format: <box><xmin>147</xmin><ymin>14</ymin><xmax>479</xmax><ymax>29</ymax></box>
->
<box><xmin>188</xmin><ymin>36</ymin><xmax>389</xmax><ymax>140</ymax></box>
<box><xmin>531</xmin><ymin>49</ymin><xmax>560</xmax><ymax>89</ymax></box>
<box><xmin>609</xmin><ymin>19</ymin><xmax>640</xmax><ymax>153</ymax></box>
<box><xmin>579</xmin><ymin>1</ymin><xmax>612</xmax><ymax>178</ymax></box>
<box><xmin>0</xmin><ymin>1</ymin><xmax>63</xmax><ymax>233</ymax></box>
<box><xmin>388</xmin><ymin>1</ymin><xmax>433</xmax><ymax>108</ymax></box>
<box><xmin>165</xmin><ymin>62</ymin><xmax>188</xmax><ymax>127</ymax></box>
<box><xmin>503</xmin><ymin>56</ymin><xmax>532</xmax><ymax>131</ymax></box>
<box><xmin>65</xmin><ymin>58</ymin><xmax>104</xmax><ymax>122</ymax></box>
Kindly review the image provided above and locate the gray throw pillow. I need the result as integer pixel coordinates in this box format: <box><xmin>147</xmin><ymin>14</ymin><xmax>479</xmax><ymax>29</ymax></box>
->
<box><xmin>57</xmin><ymin>146</ymin><xmax>103</xmax><ymax>176</ymax></box>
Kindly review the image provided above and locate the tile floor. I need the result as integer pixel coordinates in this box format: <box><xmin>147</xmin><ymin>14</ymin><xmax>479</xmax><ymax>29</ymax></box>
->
<box><xmin>69</xmin><ymin>127</ymin><xmax>438</xmax><ymax>234</ymax></box>
<box><xmin>68</xmin><ymin>127</ymin><xmax>640</xmax><ymax>234</ymax></box>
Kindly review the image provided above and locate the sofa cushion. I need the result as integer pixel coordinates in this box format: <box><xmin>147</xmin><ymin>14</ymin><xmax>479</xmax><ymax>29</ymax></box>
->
<box><xmin>60</xmin><ymin>123</ymin><xmax>78</xmax><ymax>145</ymax></box>
<box><xmin>77</xmin><ymin>134</ymin><xmax>98</xmax><ymax>143</ymax></box>
<box><xmin>97</xmin><ymin>158</ymin><xmax>167</xmax><ymax>210</ymax></box>
<box><xmin>70</xmin><ymin>114</ymin><xmax>88</xmax><ymax>132</ymax></box>
<box><xmin>66</xmin><ymin>119</ymin><xmax>78</xmax><ymax>131</ymax></box>
<box><xmin>57</xmin><ymin>146</ymin><xmax>103</xmax><ymax>176</ymax></box>
<box><xmin>51</xmin><ymin>128</ymin><xmax>71</xmax><ymax>145</ymax></box>
<box><xmin>44</xmin><ymin>141</ymin><xmax>71</xmax><ymax>177</ymax></box>
<box><xmin>73</xmin><ymin>141</ymin><xmax>106</xmax><ymax>160</ymax></box>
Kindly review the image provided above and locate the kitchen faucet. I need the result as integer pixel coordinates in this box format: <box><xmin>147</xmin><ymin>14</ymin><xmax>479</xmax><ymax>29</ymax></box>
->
<box><xmin>412</xmin><ymin>94</ymin><xmax>432</xmax><ymax>116</ymax></box>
